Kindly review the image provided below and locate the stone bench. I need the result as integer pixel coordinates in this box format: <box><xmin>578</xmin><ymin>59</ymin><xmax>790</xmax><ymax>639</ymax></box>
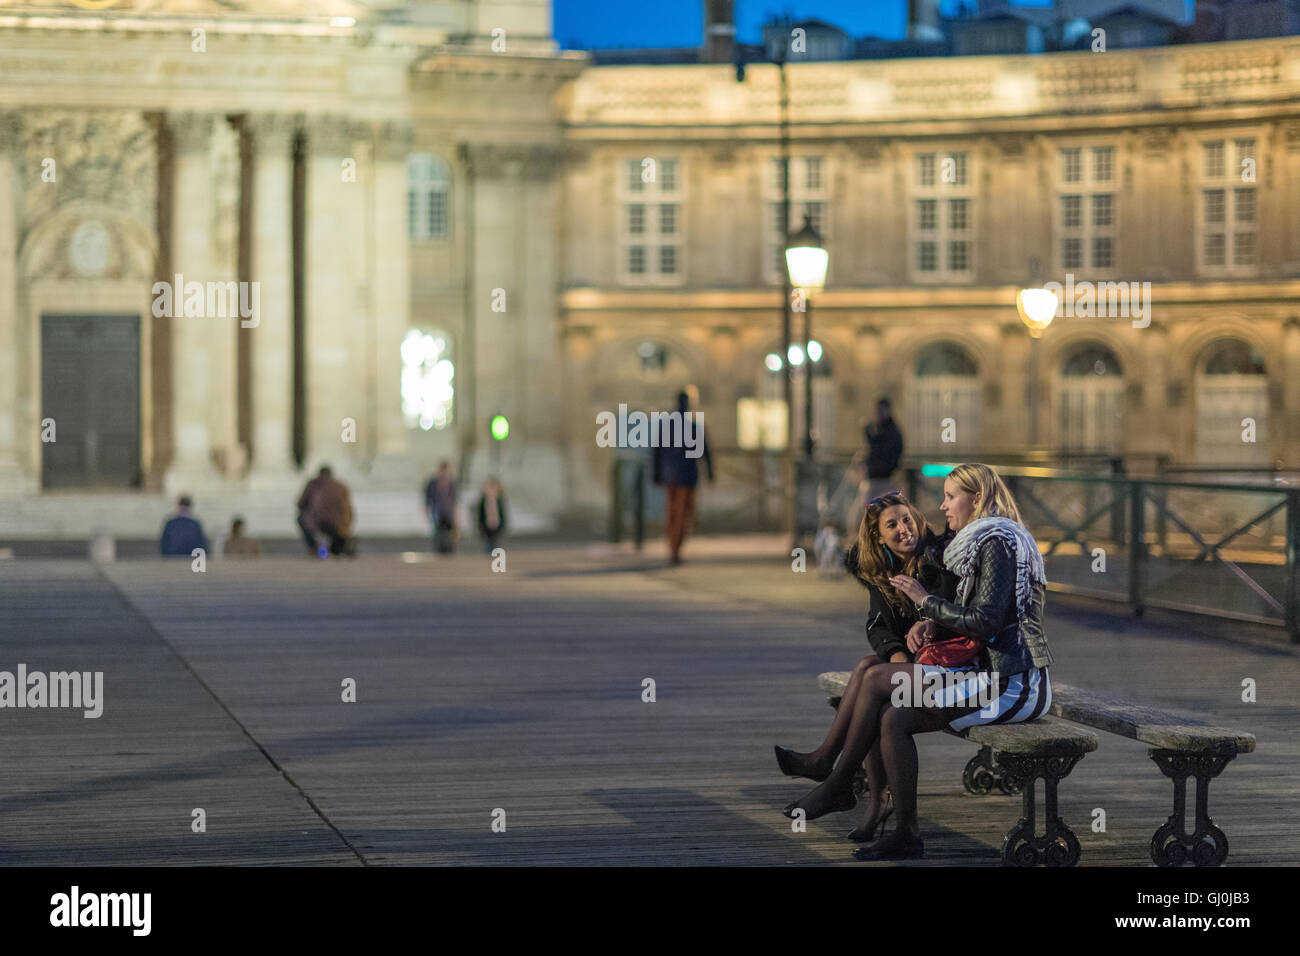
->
<box><xmin>818</xmin><ymin>670</ymin><xmax>1098</xmax><ymax>866</ymax></box>
<box><xmin>1049</xmin><ymin>682</ymin><xmax>1255</xmax><ymax>867</ymax></box>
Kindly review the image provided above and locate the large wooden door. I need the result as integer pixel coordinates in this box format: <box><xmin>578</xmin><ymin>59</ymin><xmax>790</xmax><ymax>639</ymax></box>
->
<box><xmin>41</xmin><ymin>315</ymin><xmax>141</xmax><ymax>489</ymax></box>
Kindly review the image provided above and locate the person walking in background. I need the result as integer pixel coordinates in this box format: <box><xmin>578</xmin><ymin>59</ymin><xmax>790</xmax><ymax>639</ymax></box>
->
<box><xmin>297</xmin><ymin>465</ymin><xmax>355</xmax><ymax>557</ymax></box>
<box><xmin>864</xmin><ymin>397</ymin><xmax>904</xmax><ymax>499</ymax></box>
<box><xmin>223</xmin><ymin>516</ymin><xmax>261</xmax><ymax>558</ymax></box>
<box><xmin>652</xmin><ymin>390</ymin><xmax>713</xmax><ymax>566</ymax></box>
<box><xmin>160</xmin><ymin>496</ymin><xmax>208</xmax><ymax>556</ymax></box>
<box><xmin>425</xmin><ymin>461</ymin><xmax>458</xmax><ymax>554</ymax></box>
<box><xmin>477</xmin><ymin>477</ymin><xmax>507</xmax><ymax>553</ymax></box>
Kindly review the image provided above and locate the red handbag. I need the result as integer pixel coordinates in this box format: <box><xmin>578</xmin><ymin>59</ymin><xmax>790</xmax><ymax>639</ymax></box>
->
<box><xmin>916</xmin><ymin>635</ymin><xmax>982</xmax><ymax>668</ymax></box>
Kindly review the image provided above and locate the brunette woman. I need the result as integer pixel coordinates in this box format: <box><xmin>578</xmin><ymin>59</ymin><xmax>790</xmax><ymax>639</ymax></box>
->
<box><xmin>774</xmin><ymin>491</ymin><xmax>957</xmax><ymax>842</ymax></box>
<box><xmin>782</xmin><ymin>463</ymin><xmax>1053</xmax><ymax>861</ymax></box>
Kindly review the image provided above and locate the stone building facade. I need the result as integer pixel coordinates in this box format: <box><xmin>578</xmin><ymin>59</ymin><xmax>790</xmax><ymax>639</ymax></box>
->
<box><xmin>558</xmin><ymin>38</ymin><xmax>1300</xmax><ymax>512</ymax></box>
<box><xmin>2</xmin><ymin>1</ymin><xmax>1299</xmax><ymax>539</ymax></box>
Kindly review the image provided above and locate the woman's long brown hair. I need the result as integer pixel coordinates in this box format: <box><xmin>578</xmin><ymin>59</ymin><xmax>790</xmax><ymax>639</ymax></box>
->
<box><xmin>855</xmin><ymin>492</ymin><xmax>931</xmax><ymax>616</ymax></box>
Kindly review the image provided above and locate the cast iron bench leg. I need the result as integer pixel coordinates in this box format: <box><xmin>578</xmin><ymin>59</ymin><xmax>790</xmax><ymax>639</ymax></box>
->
<box><xmin>1148</xmin><ymin>750</ymin><xmax>1233</xmax><ymax>867</ymax></box>
<box><xmin>963</xmin><ymin>745</ymin><xmax>1022</xmax><ymax>796</ymax></box>
<box><xmin>995</xmin><ymin>753</ymin><xmax>1084</xmax><ymax>867</ymax></box>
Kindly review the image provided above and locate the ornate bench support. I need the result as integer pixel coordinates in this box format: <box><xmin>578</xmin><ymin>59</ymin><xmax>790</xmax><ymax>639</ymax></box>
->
<box><xmin>995</xmin><ymin>753</ymin><xmax>1084</xmax><ymax>867</ymax></box>
<box><xmin>1148</xmin><ymin>750</ymin><xmax>1234</xmax><ymax>867</ymax></box>
<box><xmin>962</xmin><ymin>745</ymin><xmax>1023</xmax><ymax>796</ymax></box>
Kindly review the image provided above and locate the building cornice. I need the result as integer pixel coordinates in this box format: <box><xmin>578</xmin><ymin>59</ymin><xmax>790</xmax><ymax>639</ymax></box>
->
<box><xmin>561</xmin><ymin>282</ymin><xmax>1300</xmax><ymax>314</ymax></box>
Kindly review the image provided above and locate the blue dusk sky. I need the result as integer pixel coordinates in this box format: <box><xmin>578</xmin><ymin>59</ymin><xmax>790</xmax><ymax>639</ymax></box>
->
<box><xmin>553</xmin><ymin>0</ymin><xmax>1045</xmax><ymax>50</ymax></box>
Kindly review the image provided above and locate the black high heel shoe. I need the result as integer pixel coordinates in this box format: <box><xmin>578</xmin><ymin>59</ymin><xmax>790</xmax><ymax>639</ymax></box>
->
<box><xmin>782</xmin><ymin>787</ymin><xmax>856</xmax><ymax>821</ymax></box>
<box><xmin>774</xmin><ymin>745</ymin><xmax>830</xmax><ymax>782</ymax></box>
<box><xmin>846</xmin><ymin>791</ymin><xmax>894</xmax><ymax>843</ymax></box>
<box><xmin>851</xmin><ymin>828</ymin><xmax>924</xmax><ymax>861</ymax></box>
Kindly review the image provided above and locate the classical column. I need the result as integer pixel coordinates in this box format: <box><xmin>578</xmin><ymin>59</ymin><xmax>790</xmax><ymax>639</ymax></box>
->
<box><xmin>302</xmin><ymin>115</ymin><xmax>365</xmax><ymax>476</ymax></box>
<box><xmin>0</xmin><ymin>110</ymin><xmax>27</xmax><ymax>490</ymax></box>
<box><xmin>369</xmin><ymin>121</ymin><xmax>414</xmax><ymax>476</ymax></box>
<box><xmin>246</xmin><ymin>114</ymin><xmax>298</xmax><ymax>487</ymax></box>
<box><xmin>163</xmin><ymin>112</ymin><xmax>217</xmax><ymax>495</ymax></box>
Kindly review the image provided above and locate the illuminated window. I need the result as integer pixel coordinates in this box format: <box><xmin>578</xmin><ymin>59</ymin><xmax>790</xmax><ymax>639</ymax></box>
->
<box><xmin>400</xmin><ymin>329</ymin><xmax>454</xmax><ymax>430</ymax></box>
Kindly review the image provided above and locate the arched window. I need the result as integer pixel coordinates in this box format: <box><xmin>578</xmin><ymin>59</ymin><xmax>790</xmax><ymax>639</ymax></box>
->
<box><xmin>908</xmin><ymin>341</ymin><xmax>980</xmax><ymax>453</ymax></box>
<box><xmin>407</xmin><ymin>154</ymin><xmax>450</xmax><ymax>240</ymax></box>
<box><xmin>1058</xmin><ymin>341</ymin><xmax>1124</xmax><ymax>453</ymax></box>
<box><xmin>401</xmin><ymin>329</ymin><xmax>454</xmax><ymax>430</ymax></box>
<box><xmin>1196</xmin><ymin>338</ymin><xmax>1269</xmax><ymax>464</ymax></box>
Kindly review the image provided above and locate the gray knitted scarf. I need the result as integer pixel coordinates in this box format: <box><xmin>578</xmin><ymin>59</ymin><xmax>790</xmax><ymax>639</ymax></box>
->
<box><xmin>944</xmin><ymin>516</ymin><xmax>1046</xmax><ymax>622</ymax></box>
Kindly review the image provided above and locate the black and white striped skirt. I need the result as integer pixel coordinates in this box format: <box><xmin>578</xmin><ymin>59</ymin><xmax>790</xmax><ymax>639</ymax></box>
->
<box><xmin>917</xmin><ymin>665</ymin><xmax>1052</xmax><ymax>732</ymax></box>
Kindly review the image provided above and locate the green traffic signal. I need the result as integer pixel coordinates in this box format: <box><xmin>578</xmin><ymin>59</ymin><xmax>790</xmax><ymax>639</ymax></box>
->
<box><xmin>490</xmin><ymin>415</ymin><xmax>509</xmax><ymax>441</ymax></box>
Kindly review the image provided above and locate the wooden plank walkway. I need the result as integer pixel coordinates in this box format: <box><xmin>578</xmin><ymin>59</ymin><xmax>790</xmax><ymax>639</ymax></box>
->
<box><xmin>0</xmin><ymin>544</ymin><xmax>1295</xmax><ymax>866</ymax></box>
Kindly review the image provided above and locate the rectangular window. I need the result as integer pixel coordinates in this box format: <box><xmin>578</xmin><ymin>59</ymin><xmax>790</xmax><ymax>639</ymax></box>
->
<box><xmin>1233</xmin><ymin>232</ymin><xmax>1256</xmax><ymax>266</ymax></box>
<box><xmin>1204</xmin><ymin>141</ymin><xmax>1225</xmax><ymax>179</ymax></box>
<box><xmin>658</xmin><ymin>204</ymin><xmax>677</xmax><ymax>236</ymax></box>
<box><xmin>1062</xmin><ymin>148</ymin><xmax>1081</xmax><ymax>183</ymax></box>
<box><xmin>1092</xmin><ymin>146</ymin><xmax>1114</xmax><ymax>183</ymax></box>
<box><xmin>1204</xmin><ymin>233</ymin><xmax>1225</xmax><ymax>266</ymax></box>
<box><xmin>918</xmin><ymin>241</ymin><xmax>937</xmax><ymax>272</ymax></box>
<box><xmin>619</xmin><ymin>156</ymin><xmax>683</xmax><ymax>284</ymax></box>
<box><xmin>917</xmin><ymin>199</ymin><xmax>936</xmax><ymax>231</ymax></box>
<box><xmin>1233</xmin><ymin>188</ymin><xmax>1255</xmax><ymax>223</ymax></box>
<box><xmin>948</xmin><ymin>198</ymin><xmax>969</xmax><ymax>231</ymax></box>
<box><xmin>910</xmin><ymin>149</ymin><xmax>973</xmax><ymax>281</ymax></box>
<box><xmin>917</xmin><ymin>153</ymin><xmax>935</xmax><ymax>187</ymax></box>
<box><xmin>1062</xmin><ymin>195</ymin><xmax>1081</xmax><ymax>228</ymax></box>
<box><xmin>1092</xmin><ymin>236</ymin><xmax>1113</xmax><ymax>269</ymax></box>
<box><xmin>1197</xmin><ymin>134</ymin><xmax>1258</xmax><ymax>275</ymax></box>
<box><xmin>659</xmin><ymin>246</ymin><xmax>677</xmax><ymax>274</ymax></box>
<box><xmin>804</xmin><ymin>156</ymin><xmax>823</xmax><ymax>191</ymax></box>
<box><xmin>948</xmin><ymin>241</ymin><xmax>968</xmax><ymax>272</ymax></box>
<box><xmin>1092</xmin><ymin>194</ymin><xmax>1113</xmax><ymax>228</ymax></box>
<box><xmin>1063</xmin><ymin>237</ymin><xmax>1082</xmax><ymax>269</ymax></box>
<box><xmin>1204</xmin><ymin>189</ymin><xmax>1225</xmax><ymax>224</ymax></box>
<box><xmin>659</xmin><ymin>159</ymin><xmax>678</xmax><ymax>192</ymax></box>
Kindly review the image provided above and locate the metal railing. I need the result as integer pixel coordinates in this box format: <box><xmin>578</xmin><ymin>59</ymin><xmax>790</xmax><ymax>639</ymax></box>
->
<box><xmin>903</xmin><ymin>464</ymin><xmax>1300</xmax><ymax>643</ymax></box>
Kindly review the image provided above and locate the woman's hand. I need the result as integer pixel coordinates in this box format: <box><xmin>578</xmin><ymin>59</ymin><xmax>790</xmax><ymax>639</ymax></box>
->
<box><xmin>889</xmin><ymin>575</ymin><xmax>930</xmax><ymax>606</ymax></box>
<box><xmin>905</xmin><ymin>620</ymin><xmax>935</xmax><ymax>654</ymax></box>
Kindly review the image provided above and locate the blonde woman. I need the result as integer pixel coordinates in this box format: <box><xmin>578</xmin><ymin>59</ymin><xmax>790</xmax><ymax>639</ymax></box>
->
<box><xmin>783</xmin><ymin>463</ymin><xmax>1053</xmax><ymax>861</ymax></box>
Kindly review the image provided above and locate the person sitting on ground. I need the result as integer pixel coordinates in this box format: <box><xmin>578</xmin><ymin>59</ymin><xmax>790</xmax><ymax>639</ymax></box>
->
<box><xmin>160</xmin><ymin>496</ymin><xmax>209</xmax><ymax>557</ymax></box>
<box><xmin>775</xmin><ymin>491</ymin><xmax>957</xmax><ymax>843</ymax></box>
<box><xmin>223</xmin><ymin>516</ymin><xmax>262</xmax><ymax>558</ymax></box>
<box><xmin>297</xmin><ymin>465</ymin><xmax>355</xmax><ymax>557</ymax></box>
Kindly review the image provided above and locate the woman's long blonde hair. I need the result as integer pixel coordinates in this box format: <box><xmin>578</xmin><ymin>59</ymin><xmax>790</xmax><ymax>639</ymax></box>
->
<box><xmin>855</xmin><ymin>492</ymin><xmax>931</xmax><ymax>616</ymax></box>
<box><xmin>947</xmin><ymin>462</ymin><xmax>1025</xmax><ymax>526</ymax></box>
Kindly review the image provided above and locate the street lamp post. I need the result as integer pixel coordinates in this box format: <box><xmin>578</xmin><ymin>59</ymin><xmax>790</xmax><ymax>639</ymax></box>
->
<box><xmin>1016</xmin><ymin>285</ymin><xmax>1060</xmax><ymax>449</ymax></box>
<box><xmin>786</xmin><ymin>215</ymin><xmax>829</xmax><ymax>462</ymax></box>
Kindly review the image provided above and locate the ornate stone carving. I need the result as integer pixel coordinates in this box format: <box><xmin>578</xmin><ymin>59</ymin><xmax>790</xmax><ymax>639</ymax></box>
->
<box><xmin>303</xmin><ymin>114</ymin><xmax>367</xmax><ymax>157</ymax></box>
<box><xmin>1142</xmin><ymin>126</ymin><xmax>1174</xmax><ymax>153</ymax></box>
<box><xmin>169</xmin><ymin>112</ymin><xmax>214</xmax><ymax>155</ymax></box>
<box><xmin>462</xmin><ymin>142</ymin><xmax>564</xmax><ymax>180</ymax></box>
<box><xmin>20</xmin><ymin>109</ymin><xmax>157</xmax><ymax>230</ymax></box>
<box><xmin>372</xmin><ymin>121</ymin><xmax>415</xmax><ymax>162</ymax></box>
<box><xmin>245</xmin><ymin>114</ymin><xmax>299</xmax><ymax>157</ymax></box>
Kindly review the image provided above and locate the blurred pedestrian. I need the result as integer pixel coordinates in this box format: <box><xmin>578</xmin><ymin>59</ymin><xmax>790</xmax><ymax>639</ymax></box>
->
<box><xmin>425</xmin><ymin>461</ymin><xmax>458</xmax><ymax>554</ymax></box>
<box><xmin>297</xmin><ymin>465</ymin><xmax>354</xmax><ymax>557</ymax></box>
<box><xmin>160</xmin><ymin>496</ymin><xmax>208</xmax><ymax>557</ymax></box>
<box><xmin>864</xmin><ymin>397</ymin><xmax>904</xmax><ymax>499</ymax></box>
<box><xmin>477</xmin><ymin>477</ymin><xmax>507</xmax><ymax>553</ymax></box>
<box><xmin>223</xmin><ymin>516</ymin><xmax>261</xmax><ymax>558</ymax></box>
<box><xmin>652</xmin><ymin>390</ymin><xmax>714</xmax><ymax>565</ymax></box>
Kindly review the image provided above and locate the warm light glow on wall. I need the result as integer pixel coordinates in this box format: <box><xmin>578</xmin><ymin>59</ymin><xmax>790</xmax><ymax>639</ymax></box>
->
<box><xmin>401</xmin><ymin>329</ymin><xmax>454</xmax><ymax>430</ymax></box>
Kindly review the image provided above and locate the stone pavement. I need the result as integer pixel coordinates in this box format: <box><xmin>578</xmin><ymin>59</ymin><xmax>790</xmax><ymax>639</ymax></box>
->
<box><xmin>0</xmin><ymin>542</ymin><xmax>1295</xmax><ymax>865</ymax></box>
